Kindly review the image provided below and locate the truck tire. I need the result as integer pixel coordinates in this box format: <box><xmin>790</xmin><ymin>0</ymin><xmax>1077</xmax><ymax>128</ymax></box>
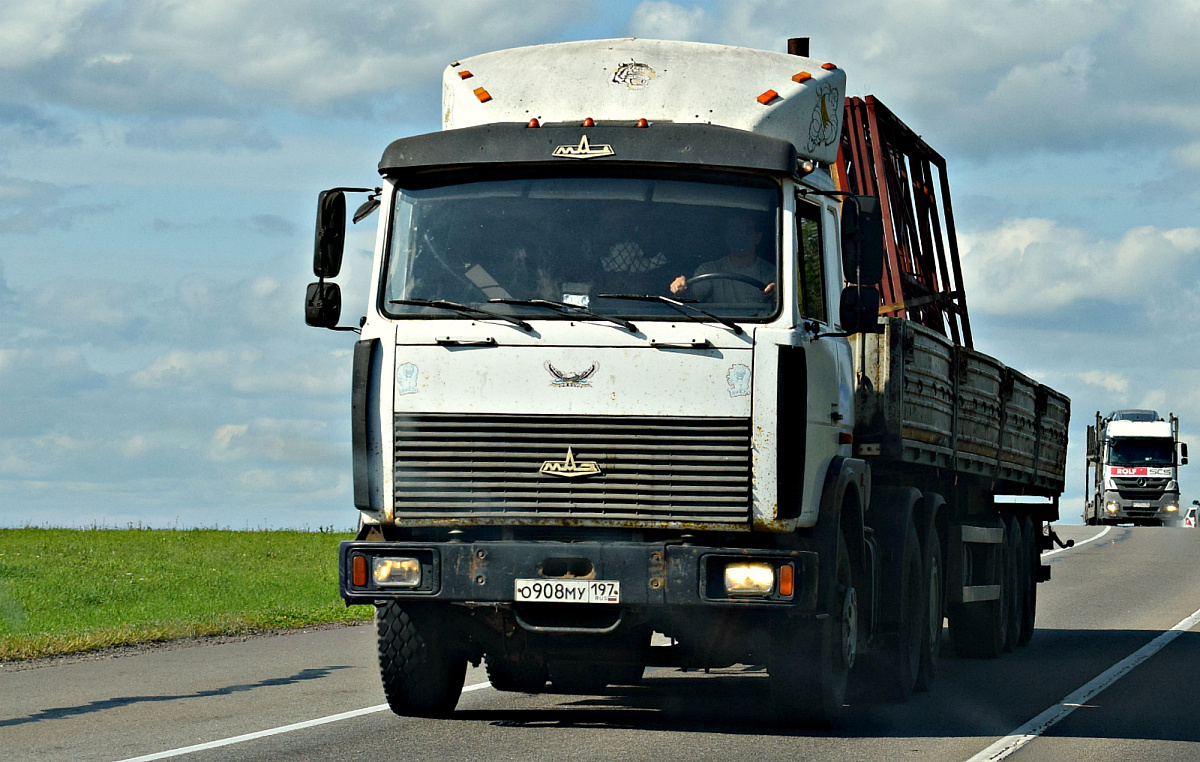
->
<box><xmin>609</xmin><ymin>663</ymin><xmax>646</xmax><ymax>686</ymax></box>
<box><xmin>548</xmin><ymin>662</ymin><xmax>610</xmax><ymax>694</ymax></box>
<box><xmin>485</xmin><ymin>655</ymin><xmax>548</xmax><ymax>693</ymax></box>
<box><xmin>915</xmin><ymin>525</ymin><xmax>944</xmax><ymax>692</ymax></box>
<box><xmin>1002</xmin><ymin>515</ymin><xmax>1023</xmax><ymax>653</ymax></box>
<box><xmin>376</xmin><ymin>602</ymin><xmax>467</xmax><ymax>717</ymax></box>
<box><xmin>875</xmin><ymin>518</ymin><xmax>923</xmax><ymax>701</ymax></box>
<box><xmin>769</xmin><ymin>528</ymin><xmax>855</xmax><ymax>726</ymax></box>
<box><xmin>1017</xmin><ymin>516</ymin><xmax>1037</xmax><ymax>647</ymax></box>
<box><xmin>948</xmin><ymin>524</ymin><xmax>1007</xmax><ymax>658</ymax></box>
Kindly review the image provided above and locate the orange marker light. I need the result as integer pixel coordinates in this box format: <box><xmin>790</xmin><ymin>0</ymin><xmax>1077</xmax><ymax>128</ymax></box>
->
<box><xmin>527</xmin><ymin>118</ymin><xmax>540</xmax><ymax>128</ymax></box>
<box><xmin>792</xmin><ymin>71</ymin><xmax>812</xmax><ymax>83</ymax></box>
<box><xmin>458</xmin><ymin>70</ymin><xmax>473</xmax><ymax>79</ymax></box>
<box><xmin>473</xmin><ymin>87</ymin><xmax>492</xmax><ymax>103</ymax></box>
<box><xmin>839</xmin><ymin>432</ymin><xmax>854</xmax><ymax>445</ymax></box>
<box><xmin>779</xmin><ymin>564</ymin><xmax>794</xmax><ymax>597</ymax></box>
<box><xmin>821</xmin><ymin>62</ymin><xmax>838</xmax><ymax>70</ymax></box>
<box><xmin>582</xmin><ymin>117</ymin><xmax>595</xmax><ymax>127</ymax></box>
<box><xmin>757</xmin><ymin>89</ymin><xmax>779</xmax><ymax>105</ymax></box>
<box><xmin>352</xmin><ymin>555</ymin><xmax>367</xmax><ymax>587</ymax></box>
<box><xmin>635</xmin><ymin>118</ymin><xmax>649</xmax><ymax>127</ymax></box>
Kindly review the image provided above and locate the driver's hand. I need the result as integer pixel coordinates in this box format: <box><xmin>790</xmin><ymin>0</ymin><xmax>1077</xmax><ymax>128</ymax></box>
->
<box><xmin>764</xmin><ymin>282</ymin><xmax>776</xmax><ymax>298</ymax></box>
<box><xmin>670</xmin><ymin>275</ymin><xmax>688</xmax><ymax>294</ymax></box>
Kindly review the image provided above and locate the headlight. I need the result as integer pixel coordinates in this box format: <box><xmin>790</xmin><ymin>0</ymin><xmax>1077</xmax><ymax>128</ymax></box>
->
<box><xmin>1106</xmin><ymin>502</ymin><xmax>1120</xmax><ymax>514</ymax></box>
<box><xmin>724</xmin><ymin>562</ymin><xmax>775</xmax><ymax>596</ymax></box>
<box><xmin>372</xmin><ymin>557</ymin><xmax>421</xmax><ymax>587</ymax></box>
<box><xmin>1166</xmin><ymin>504</ymin><xmax>1179</xmax><ymax>513</ymax></box>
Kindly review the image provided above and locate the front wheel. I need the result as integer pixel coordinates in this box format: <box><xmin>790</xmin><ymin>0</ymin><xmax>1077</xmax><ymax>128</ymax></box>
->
<box><xmin>376</xmin><ymin>602</ymin><xmax>467</xmax><ymax>717</ymax></box>
<box><xmin>769</xmin><ymin>528</ymin><xmax>855</xmax><ymax>726</ymax></box>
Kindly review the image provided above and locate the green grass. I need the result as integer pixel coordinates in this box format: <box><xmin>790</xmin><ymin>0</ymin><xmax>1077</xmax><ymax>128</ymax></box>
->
<box><xmin>0</xmin><ymin>528</ymin><xmax>371</xmax><ymax>661</ymax></box>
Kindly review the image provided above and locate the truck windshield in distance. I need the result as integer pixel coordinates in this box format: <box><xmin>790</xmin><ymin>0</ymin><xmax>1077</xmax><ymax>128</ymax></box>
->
<box><xmin>381</xmin><ymin>172</ymin><xmax>784</xmax><ymax>322</ymax></box>
<box><xmin>1109</xmin><ymin>437</ymin><xmax>1175</xmax><ymax>467</ymax></box>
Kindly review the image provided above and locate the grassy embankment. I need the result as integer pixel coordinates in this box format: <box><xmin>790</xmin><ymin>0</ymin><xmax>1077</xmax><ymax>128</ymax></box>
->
<box><xmin>0</xmin><ymin>528</ymin><xmax>372</xmax><ymax>662</ymax></box>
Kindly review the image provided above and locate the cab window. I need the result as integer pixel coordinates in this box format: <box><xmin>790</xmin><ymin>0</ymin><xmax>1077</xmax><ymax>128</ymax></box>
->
<box><xmin>796</xmin><ymin>202</ymin><xmax>826</xmax><ymax>322</ymax></box>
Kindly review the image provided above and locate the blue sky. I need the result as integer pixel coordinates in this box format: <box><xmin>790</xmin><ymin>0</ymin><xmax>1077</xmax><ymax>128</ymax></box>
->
<box><xmin>2</xmin><ymin>0</ymin><xmax>1198</xmax><ymax>529</ymax></box>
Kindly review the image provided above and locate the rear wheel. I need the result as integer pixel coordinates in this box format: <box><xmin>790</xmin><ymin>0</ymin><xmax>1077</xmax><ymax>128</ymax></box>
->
<box><xmin>548</xmin><ymin>662</ymin><xmax>611</xmax><ymax>694</ymax></box>
<box><xmin>876</xmin><ymin>518</ymin><xmax>923</xmax><ymax>701</ymax></box>
<box><xmin>376</xmin><ymin>602</ymin><xmax>467</xmax><ymax>717</ymax></box>
<box><xmin>485</xmin><ymin>654</ymin><xmax>548</xmax><ymax>693</ymax></box>
<box><xmin>769</xmin><ymin>528</ymin><xmax>855</xmax><ymax>726</ymax></box>
<box><xmin>948</xmin><ymin>521</ymin><xmax>1007</xmax><ymax>658</ymax></box>
<box><xmin>1002</xmin><ymin>515</ymin><xmax>1023</xmax><ymax>652</ymax></box>
<box><xmin>915</xmin><ymin>525</ymin><xmax>944</xmax><ymax>691</ymax></box>
<box><xmin>1017</xmin><ymin>516</ymin><xmax>1037</xmax><ymax>647</ymax></box>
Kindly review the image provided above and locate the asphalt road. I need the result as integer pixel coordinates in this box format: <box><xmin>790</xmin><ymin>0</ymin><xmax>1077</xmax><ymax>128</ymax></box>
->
<box><xmin>5</xmin><ymin>524</ymin><xmax>1200</xmax><ymax>762</ymax></box>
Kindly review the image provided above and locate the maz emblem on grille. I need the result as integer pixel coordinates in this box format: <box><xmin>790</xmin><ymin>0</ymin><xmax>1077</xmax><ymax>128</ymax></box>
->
<box><xmin>539</xmin><ymin>447</ymin><xmax>602</xmax><ymax>478</ymax></box>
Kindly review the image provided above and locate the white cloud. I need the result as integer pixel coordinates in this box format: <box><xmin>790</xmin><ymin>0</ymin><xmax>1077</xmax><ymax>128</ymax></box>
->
<box><xmin>0</xmin><ymin>0</ymin><xmax>584</xmax><ymax>114</ymax></box>
<box><xmin>628</xmin><ymin>1</ymin><xmax>712</xmax><ymax>40</ymax></box>
<box><xmin>0</xmin><ymin>0</ymin><xmax>98</xmax><ymax>68</ymax></box>
<box><xmin>961</xmin><ymin>219</ymin><xmax>1200</xmax><ymax>315</ymax></box>
<box><xmin>130</xmin><ymin>349</ymin><xmax>231</xmax><ymax>389</ymax></box>
<box><xmin>1078</xmin><ymin>370</ymin><xmax>1129</xmax><ymax>395</ymax></box>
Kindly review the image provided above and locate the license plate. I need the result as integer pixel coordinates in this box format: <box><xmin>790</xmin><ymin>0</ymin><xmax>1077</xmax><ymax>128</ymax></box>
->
<box><xmin>1134</xmin><ymin>502</ymin><xmax>1152</xmax><ymax>508</ymax></box>
<box><xmin>514</xmin><ymin>579</ymin><xmax>620</xmax><ymax>604</ymax></box>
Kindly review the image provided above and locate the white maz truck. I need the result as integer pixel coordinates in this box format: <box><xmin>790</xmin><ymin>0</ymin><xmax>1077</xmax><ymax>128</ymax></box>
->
<box><xmin>306</xmin><ymin>38</ymin><xmax>1070</xmax><ymax>725</ymax></box>
<box><xmin>1084</xmin><ymin>410</ymin><xmax>1188</xmax><ymax>526</ymax></box>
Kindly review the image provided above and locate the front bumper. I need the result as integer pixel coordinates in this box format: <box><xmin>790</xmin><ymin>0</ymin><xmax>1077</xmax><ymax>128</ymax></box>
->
<box><xmin>339</xmin><ymin>540</ymin><xmax>818</xmax><ymax>610</ymax></box>
<box><xmin>1100</xmin><ymin>491</ymin><xmax>1181</xmax><ymax>522</ymax></box>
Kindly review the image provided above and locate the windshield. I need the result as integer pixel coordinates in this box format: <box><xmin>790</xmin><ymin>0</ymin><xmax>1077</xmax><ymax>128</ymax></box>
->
<box><xmin>381</xmin><ymin>172</ymin><xmax>781</xmax><ymax>322</ymax></box>
<box><xmin>1109</xmin><ymin>437</ymin><xmax>1174</xmax><ymax>467</ymax></box>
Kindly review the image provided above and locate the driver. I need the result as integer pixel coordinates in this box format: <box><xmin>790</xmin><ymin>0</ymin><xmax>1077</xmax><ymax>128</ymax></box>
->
<box><xmin>668</xmin><ymin>213</ymin><xmax>776</xmax><ymax>302</ymax></box>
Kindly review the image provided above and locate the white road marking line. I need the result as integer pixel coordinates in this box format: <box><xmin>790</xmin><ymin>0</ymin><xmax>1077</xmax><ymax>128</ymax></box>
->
<box><xmin>112</xmin><ymin>681</ymin><xmax>493</xmax><ymax>762</ymax></box>
<box><xmin>964</xmin><ymin>604</ymin><xmax>1200</xmax><ymax>762</ymax></box>
<box><xmin>1043</xmin><ymin>525</ymin><xmax>1111</xmax><ymax>556</ymax></box>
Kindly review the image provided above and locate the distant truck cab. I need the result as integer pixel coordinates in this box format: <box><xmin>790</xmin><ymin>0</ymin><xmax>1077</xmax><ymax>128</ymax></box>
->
<box><xmin>1085</xmin><ymin>410</ymin><xmax>1188</xmax><ymax>526</ymax></box>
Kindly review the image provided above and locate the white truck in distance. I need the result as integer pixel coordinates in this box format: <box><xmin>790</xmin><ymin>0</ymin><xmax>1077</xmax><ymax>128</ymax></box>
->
<box><xmin>305</xmin><ymin>38</ymin><xmax>1071</xmax><ymax>725</ymax></box>
<box><xmin>1085</xmin><ymin>410</ymin><xmax>1188</xmax><ymax>526</ymax></box>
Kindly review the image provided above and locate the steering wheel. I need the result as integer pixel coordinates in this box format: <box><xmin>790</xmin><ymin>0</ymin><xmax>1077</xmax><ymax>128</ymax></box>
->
<box><xmin>686</xmin><ymin>272</ymin><xmax>770</xmax><ymax>291</ymax></box>
<box><xmin>419</xmin><ymin>234</ymin><xmax>487</xmax><ymax>299</ymax></box>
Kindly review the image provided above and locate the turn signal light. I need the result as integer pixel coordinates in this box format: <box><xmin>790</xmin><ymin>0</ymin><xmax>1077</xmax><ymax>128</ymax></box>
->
<box><xmin>779</xmin><ymin>564</ymin><xmax>794</xmax><ymax>597</ymax></box>
<box><xmin>351</xmin><ymin>555</ymin><xmax>367</xmax><ymax>587</ymax></box>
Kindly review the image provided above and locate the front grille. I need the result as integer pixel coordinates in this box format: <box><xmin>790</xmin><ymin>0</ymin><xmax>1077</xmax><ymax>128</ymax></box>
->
<box><xmin>393</xmin><ymin>414</ymin><xmax>752</xmax><ymax>523</ymax></box>
<box><xmin>1113</xmin><ymin>477</ymin><xmax>1170</xmax><ymax>490</ymax></box>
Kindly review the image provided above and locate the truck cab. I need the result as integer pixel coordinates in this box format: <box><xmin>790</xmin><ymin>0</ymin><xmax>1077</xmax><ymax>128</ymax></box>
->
<box><xmin>1086</xmin><ymin>409</ymin><xmax>1189</xmax><ymax>525</ymax></box>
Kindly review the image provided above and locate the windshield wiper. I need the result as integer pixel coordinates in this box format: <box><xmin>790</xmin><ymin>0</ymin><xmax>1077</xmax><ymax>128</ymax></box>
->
<box><xmin>488</xmin><ymin>299</ymin><xmax>638</xmax><ymax>333</ymax></box>
<box><xmin>596</xmin><ymin>294</ymin><xmax>744</xmax><ymax>335</ymax></box>
<box><xmin>389</xmin><ymin>299</ymin><xmax>533</xmax><ymax>331</ymax></box>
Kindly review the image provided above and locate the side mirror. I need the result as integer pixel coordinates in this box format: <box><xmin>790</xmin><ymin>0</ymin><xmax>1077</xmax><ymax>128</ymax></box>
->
<box><xmin>1181</xmin><ymin>442</ymin><xmax>1189</xmax><ymax>466</ymax></box>
<box><xmin>305</xmin><ymin>282</ymin><xmax>342</xmax><ymax>328</ymax></box>
<box><xmin>839</xmin><ymin>285</ymin><xmax>882</xmax><ymax>335</ymax></box>
<box><xmin>841</xmin><ymin>195</ymin><xmax>884</xmax><ymax>285</ymax></box>
<box><xmin>314</xmin><ymin>190</ymin><xmax>347</xmax><ymax>278</ymax></box>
